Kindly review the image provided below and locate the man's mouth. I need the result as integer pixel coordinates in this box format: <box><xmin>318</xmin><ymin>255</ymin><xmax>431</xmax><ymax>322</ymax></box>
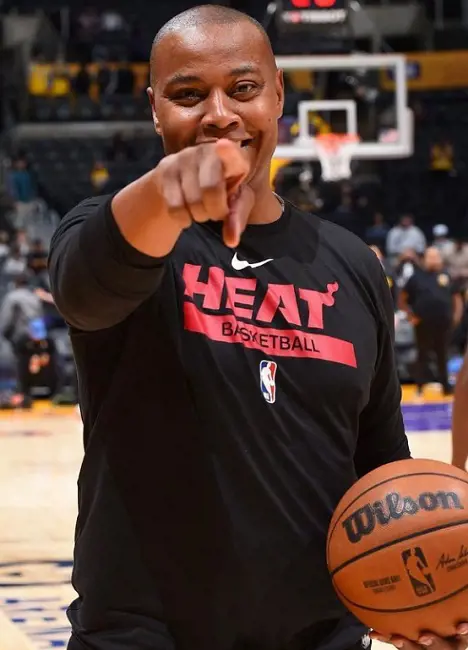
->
<box><xmin>196</xmin><ymin>137</ymin><xmax>255</xmax><ymax>148</ymax></box>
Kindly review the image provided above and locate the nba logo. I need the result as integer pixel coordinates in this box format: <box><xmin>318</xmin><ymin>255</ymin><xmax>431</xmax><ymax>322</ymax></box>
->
<box><xmin>260</xmin><ymin>360</ymin><xmax>277</xmax><ymax>404</ymax></box>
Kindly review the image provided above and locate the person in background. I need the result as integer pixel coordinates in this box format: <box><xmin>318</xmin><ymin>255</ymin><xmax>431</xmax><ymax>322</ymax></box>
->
<box><xmin>100</xmin><ymin>9</ymin><xmax>126</xmax><ymax>32</ymax></box>
<box><xmin>399</xmin><ymin>246</ymin><xmax>463</xmax><ymax>397</ymax></box>
<box><xmin>429</xmin><ymin>139</ymin><xmax>455</xmax><ymax>222</ymax></box>
<box><xmin>432</xmin><ymin>224</ymin><xmax>454</xmax><ymax>261</ymax></box>
<box><xmin>0</xmin><ymin>231</ymin><xmax>10</xmax><ymax>260</ymax></box>
<box><xmin>106</xmin><ymin>132</ymin><xmax>135</xmax><ymax>162</ymax></box>
<box><xmin>386</xmin><ymin>214</ymin><xmax>426</xmax><ymax>266</ymax></box>
<box><xmin>73</xmin><ymin>64</ymin><xmax>91</xmax><ymax>97</ymax></box>
<box><xmin>328</xmin><ymin>192</ymin><xmax>363</xmax><ymax>239</ymax></box>
<box><xmin>448</xmin><ymin>238</ymin><xmax>468</xmax><ymax>291</ymax></box>
<box><xmin>27</xmin><ymin>238</ymin><xmax>48</xmax><ymax>277</ymax></box>
<box><xmin>394</xmin><ymin>248</ymin><xmax>420</xmax><ymax>289</ymax></box>
<box><xmin>90</xmin><ymin>160</ymin><xmax>110</xmax><ymax>191</ymax></box>
<box><xmin>430</xmin><ymin>138</ymin><xmax>454</xmax><ymax>174</ymax></box>
<box><xmin>115</xmin><ymin>61</ymin><xmax>135</xmax><ymax>95</ymax></box>
<box><xmin>97</xmin><ymin>65</ymin><xmax>117</xmax><ymax>97</ymax></box>
<box><xmin>16</xmin><ymin>228</ymin><xmax>30</xmax><ymax>256</ymax></box>
<box><xmin>7</xmin><ymin>156</ymin><xmax>38</xmax><ymax>229</ymax></box>
<box><xmin>0</xmin><ymin>273</ymin><xmax>49</xmax><ymax>409</ymax></box>
<box><xmin>365</xmin><ymin>212</ymin><xmax>390</xmax><ymax>251</ymax></box>
<box><xmin>3</xmin><ymin>244</ymin><xmax>26</xmax><ymax>277</ymax></box>
<box><xmin>369</xmin><ymin>245</ymin><xmax>397</xmax><ymax>307</ymax></box>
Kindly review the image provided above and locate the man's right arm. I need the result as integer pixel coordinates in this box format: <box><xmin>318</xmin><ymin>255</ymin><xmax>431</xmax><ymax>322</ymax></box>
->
<box><xmin>49</xmin><ymin>140</ymin><xmax>252</xmax><ymax>332</ymax></box>
<box><xmin>48</xmin><ymin>190</ymin><xmax>175</xmax><ymax>332</ymax></box>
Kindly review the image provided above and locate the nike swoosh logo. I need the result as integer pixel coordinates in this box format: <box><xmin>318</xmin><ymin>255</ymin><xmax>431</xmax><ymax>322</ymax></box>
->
<box><xmin>231</xmin><ymin>252</ymin><xmax>274</xmax><ymax>271</ymax></box>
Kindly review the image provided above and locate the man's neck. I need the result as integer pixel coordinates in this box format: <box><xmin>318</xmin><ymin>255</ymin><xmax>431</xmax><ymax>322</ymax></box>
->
<box><xmin>248</xmin><ymin>183</ymin><xmax>283</xmax><ymax>225</ymax></box>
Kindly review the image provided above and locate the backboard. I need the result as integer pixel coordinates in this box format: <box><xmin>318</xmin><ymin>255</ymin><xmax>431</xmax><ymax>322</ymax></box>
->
<box><xmin>274</xmin><ymin>53</ymin><xmax>413</xmax><ymax>162</ymax></box>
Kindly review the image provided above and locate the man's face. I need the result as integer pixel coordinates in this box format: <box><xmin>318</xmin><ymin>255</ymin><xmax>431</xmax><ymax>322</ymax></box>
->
<box><xmin>148</xmin><ymin>21</ymin><xmax>284</xmax><ymax>189</ymax></box>
<box><xmin>424</xmin><ymin>247</ymin><xmax>443</xmax><ymax>271</ymax></box>
<box><xmin>400</xmin><ymin>215</ymin><xmax>413</xmax><ymax>229</ymax></box>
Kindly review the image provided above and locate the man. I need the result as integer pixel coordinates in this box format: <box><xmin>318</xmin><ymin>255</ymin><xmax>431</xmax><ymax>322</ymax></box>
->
<box><xmin>0</xmin><ymin>273</ymin><xmax>49</xmax><ymax>408</ymax></box>
<box><xmin>399</xmin><ymin>246</ymin><xmax>463</xmax><ymax>397</ymax></box>
<box><xmin>48</xmin><ymin>6</ymin><xmax>468</xmax><ymax>650</ymax></box>
<box><xmin>432</xmin><ymin>224</ymin><xmax>454</xmax><ymax>261</ymax></box>
<box><xmin>386</xmin><ymin>214</ymin><xmax>426</xmax><ymax>265</ymax></box>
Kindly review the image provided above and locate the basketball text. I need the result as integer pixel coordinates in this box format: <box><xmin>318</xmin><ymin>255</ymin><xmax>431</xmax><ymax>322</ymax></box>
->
<box><xmin>342</xmin><ymin>491</ymin><xmax>463</xmax><ymax>544</ymax></box>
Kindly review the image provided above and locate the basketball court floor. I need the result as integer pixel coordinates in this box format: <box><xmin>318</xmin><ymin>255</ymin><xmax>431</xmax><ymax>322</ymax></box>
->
<box><xmin>0</xmin><ymin>387</ymin><xmax>454</xmax><ymax>650</ymax></box>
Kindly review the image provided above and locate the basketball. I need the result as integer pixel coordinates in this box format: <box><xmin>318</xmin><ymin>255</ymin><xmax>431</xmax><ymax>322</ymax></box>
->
<box><xmin>327</xmin><ymin>459</ymin><xmax>468</xmax><ymax>640</ymax></box>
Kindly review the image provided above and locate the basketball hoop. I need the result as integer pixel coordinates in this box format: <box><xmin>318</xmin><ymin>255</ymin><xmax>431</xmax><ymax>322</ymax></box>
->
<box><xmin>314</xmin><ymin>133</ymin><xmax>360</xmax><ymax>182</ymax></box>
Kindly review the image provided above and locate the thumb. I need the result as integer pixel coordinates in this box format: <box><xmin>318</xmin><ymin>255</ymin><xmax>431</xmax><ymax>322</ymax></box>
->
<box><xmin>222</xmin><ymin>185</ymin><xmax>255</xmax><ymax>249</ymax></box>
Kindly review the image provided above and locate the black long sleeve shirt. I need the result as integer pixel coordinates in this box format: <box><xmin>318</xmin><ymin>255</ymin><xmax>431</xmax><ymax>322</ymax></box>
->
<box><xmin>49</xmin><ymin>194</ymin><xmax>410</xmax><ymax>650</ymax></box>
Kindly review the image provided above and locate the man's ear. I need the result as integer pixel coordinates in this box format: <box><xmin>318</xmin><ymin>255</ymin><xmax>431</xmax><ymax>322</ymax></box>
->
<box><xmin>147</xmin><ymin>87</ymin><xmax>162</xmax><ymax>134</ymax></box>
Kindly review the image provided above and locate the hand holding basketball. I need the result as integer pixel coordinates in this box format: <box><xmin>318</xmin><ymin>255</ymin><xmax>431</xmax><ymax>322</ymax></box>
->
<box><xmin>327</xmin><ymin>459</ymin><xmax>468</xmax><ymax>643</ymax></box>
<box><xmin>371</xmin><ymin>624</ymin><xmax>468</xmax><ymax>650</ymax></box>
<box><xmin>154</xmin><ymin>138</ymin><xmax>253</xmax><ymax>247</ymax></box>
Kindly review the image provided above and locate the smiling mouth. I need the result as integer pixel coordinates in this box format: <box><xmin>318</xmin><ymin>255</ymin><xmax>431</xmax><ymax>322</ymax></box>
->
<box><xmin>196</xmin><ymin>138</ymin><xmax>254</xmax><ymax>148</ymax></box>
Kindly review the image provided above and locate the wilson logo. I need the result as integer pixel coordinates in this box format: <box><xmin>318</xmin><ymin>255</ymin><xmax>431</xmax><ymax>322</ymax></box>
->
<box><xmin>342</xmin><ymin>491</ymin><xmax>463</xmax><ymax>544</ymax></box>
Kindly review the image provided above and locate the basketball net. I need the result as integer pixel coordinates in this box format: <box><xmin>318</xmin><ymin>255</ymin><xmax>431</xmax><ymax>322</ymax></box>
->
<box><xmin>314</xmin><ymin>133</ymin><xmax>360</xmax><ymax>182</ymax></box>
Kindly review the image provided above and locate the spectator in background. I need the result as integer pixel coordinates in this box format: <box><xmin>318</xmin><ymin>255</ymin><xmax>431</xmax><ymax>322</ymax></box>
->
<box><xmin>432</xmin><ymin>224</ymin><xmax>454</xmax><ymax>261</ymax></box>
<box><xmin>448</xmin><ymin>238</ymin><xmax>468</xmax><ymax>289</ymax></box>
<box><xmin>0</xmin><ymin>273</ymin><xmax>49</xmax><ymax>409</ymax></box>
<box><xmin>7</xmin><ymin>156</ymin><xmax>37</xmax><ymax>229</ymax></box>
<box><xmin>90</xmin><ymin>160</ymin><xmax>110</xmax><ymax>191</ymax></box>
<box><xmin>386</xmin><ymin>214</ymin><xmax>426</xmax><ymax>265</ymax></box>
<box><xmin>0</xmin><ymin>191</ymin><xmax>16</xmax><ymax>238</ymax></box>
<box><xmin>16</xmin><ymin>229</ymin><xmax>30</xmax><ymax>257</ymax></box>
<box><xmin>369</xmin><ymin>245</ymin><xmax>397</xmax><ymax>307</ymax></box>
<box><xmin>399</xmin><ymin>246</ymin><xmax>463</xmax><ymax>398</ymax></box>
<box><xmin>0</xmin><ymin>232</ymin><xmax>10</xmax><ymax>261</ymax></box>
<box><xmin>3</xmin><ymin>244</ymin><xmax>26</xmax><ymax>278</ymax></box>
<box><xmin>27</xmin><ymin>238</ymin><xmax>48</xmax><ymax>277</ymax></box>
<box><xmin>365</xmin><ymin>212</ymin><xmax>390</xmax><ymax>251</ymax></box>
<box><xmin>395</xmin><ymin>248</ymin><xmax>420</xmax><ymax>289</ymax></box>
<box><xmin>430</xmin><ymin>138</ymin><xmax>454</xmax><ymax>174</ymax></box>
<box><xmin>73</xmin><ymin>64</ymin><xmax>91</xmax><ymax>96</ymax></box>
<box><xmin>328</xmin><ymin>192</ymin><xmax>363</xmax><ymax>238</ymax></box>
<box><xmin>97</xmin><ymin>65</ymin><xmax>117</xmax><ymax>97</ymax></box>
<box><xmin>115</xmin><ymin>62</ymin><xmax>135</xmax><ymax>95</ymax></box>
<box><xmin>429</xmin><ymin>139</ymin><xmax>456</xmax><ymax>222</ymax></box>
<box><xmin>101</xmin><ymin>10</ymin><xmax>126</xmax><ymax>32</ymax></box>
<box><xmin>75</xmin><ymin>6</ymin><xmax>101</xmax><ymax>59</ymax></box>
<box><xmin>106</xmin><ymin>132</ymin><xmax>135</xmax><ymax>162</ymax></box>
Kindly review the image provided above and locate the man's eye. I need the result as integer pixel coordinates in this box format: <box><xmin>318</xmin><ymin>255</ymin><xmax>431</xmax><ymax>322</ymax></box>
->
<box><xmin>174</xmin><ymin>89</ymin><xmax>203</xmax><ymax>102</ymax></box>
<box><xmin>233</xmin><ymin>83</ymin><xmax>257</xmax><ymax>95</ymax></box>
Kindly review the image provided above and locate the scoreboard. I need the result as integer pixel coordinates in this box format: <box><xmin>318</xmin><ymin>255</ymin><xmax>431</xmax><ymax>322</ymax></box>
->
<box><xmin>279</xmin><ymin>0</ymin><xmax>348</xmax><ymax>26</ymax></box>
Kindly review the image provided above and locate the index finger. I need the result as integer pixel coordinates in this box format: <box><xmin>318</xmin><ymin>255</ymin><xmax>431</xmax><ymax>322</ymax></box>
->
<box><xmin>215</xmin><ymin>139</ymin><xmax>250</xmax><ymax>193</ymax></box>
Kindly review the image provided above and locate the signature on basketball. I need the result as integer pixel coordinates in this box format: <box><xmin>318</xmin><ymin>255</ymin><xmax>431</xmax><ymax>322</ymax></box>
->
<box><xmin>342</xmin><ymin>491</ymin><xmax>463</xmax><ymax>544</ymax></box>
<box><xmin>436</xmin><ymin>545</ymin><xmax>468</xmax><ymax>571</ymax></box>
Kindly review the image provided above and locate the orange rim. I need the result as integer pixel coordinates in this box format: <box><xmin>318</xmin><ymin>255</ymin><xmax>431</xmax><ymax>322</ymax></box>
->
<box><xmin>315</xmin><ymin>133</ymin><xmax>360</xmax><ymax>153</ymax></box>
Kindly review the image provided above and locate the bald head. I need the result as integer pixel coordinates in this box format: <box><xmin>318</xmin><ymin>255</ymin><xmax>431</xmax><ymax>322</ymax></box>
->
<box><xmin>424</xmin><ymin>246</ymin><xmax>443</xmax><ymax>271</ymax></box>
<box><xmin>150</xmin><ymin>5</ymin><xmax>275</xmax><ymax>85</ymax></box>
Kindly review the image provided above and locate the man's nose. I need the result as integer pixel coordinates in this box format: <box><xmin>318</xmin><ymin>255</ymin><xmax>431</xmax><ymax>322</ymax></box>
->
<box><xmin>200</xmin><ymin>89</ymin><xmax>242</xmax><ymax>134</ymax></box>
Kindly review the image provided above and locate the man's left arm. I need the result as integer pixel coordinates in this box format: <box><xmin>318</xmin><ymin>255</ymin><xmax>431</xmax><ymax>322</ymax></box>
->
<box><xmin>359</xmin><ymin>266</ymin><xmax>468</xmax><ymax>650</ymax></box>
<box><xmin>354</xmin><ymin>262</ymin><xmax>411</xmax><ymax>478</ymax></box>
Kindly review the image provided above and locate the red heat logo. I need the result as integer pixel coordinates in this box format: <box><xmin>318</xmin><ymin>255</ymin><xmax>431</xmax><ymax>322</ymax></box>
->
<box><xmin>182</xmin><ymin>264</ymin><xmax>357</xmax><ymax>367</ymax></box>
